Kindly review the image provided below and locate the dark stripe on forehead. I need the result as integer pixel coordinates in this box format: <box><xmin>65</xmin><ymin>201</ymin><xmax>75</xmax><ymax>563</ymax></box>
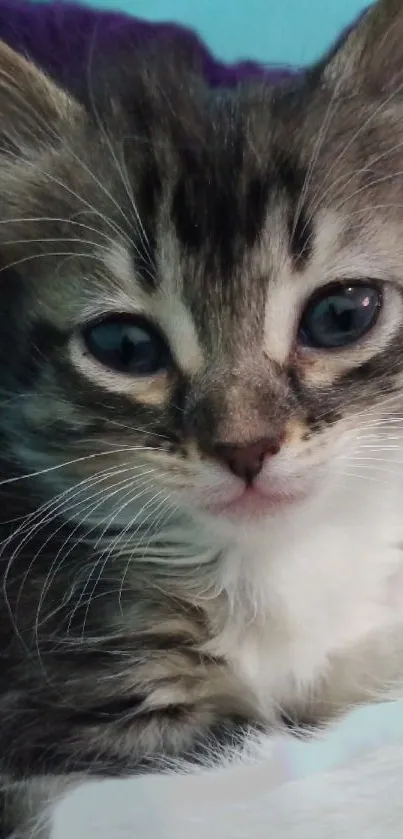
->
<box><xmin>133</xmin><ymin>155</ymin><xmax>163</xmax><ymax>290</ymax></box>
<box><xmin>171</xmin><ymin>146</ymin><xmax>272</xmax><ymax>274</ymax></box>
<box><xmin>171</xmin><ymin>173</ymin><xmax>242</xmax><ymax>276</ymax></box>
<box><xmin>174</xmin><ymin>132</ymin><xmax>242</xmax><ymax>257</ymax></box>
<box><xmin>244</xmin><ymin>174</ymin><xmax>272</xmax><ymax>248</ymax></box>
<box><xmin>171</xmin><ymin>175</ymin><xmax>204</xmax><ymax>254</ymax></box>
<box><xmin>273</xmin><ymin>149</ymin><xmax>313</xmax><ymax>268</ymax></box>
<box><xmin>274</xmin><ymin>149</ymin><xmax>306</xmax><ymax>198</ymax></box>
<box><xmin>171</xmin><ymin>131</ymin><xmax>314</xmax><ymax>276</ymax></box>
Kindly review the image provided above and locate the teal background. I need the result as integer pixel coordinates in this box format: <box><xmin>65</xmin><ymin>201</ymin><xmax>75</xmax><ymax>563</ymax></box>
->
<box><xmin>77</xmin><ymin>0</ymin><xmax>369</xmax><ymax>66</ymax></box>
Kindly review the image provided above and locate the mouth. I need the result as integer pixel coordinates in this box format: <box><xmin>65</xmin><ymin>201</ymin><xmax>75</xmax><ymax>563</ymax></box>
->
<box><xmin>205</xmin><ymin>486</ymin><xmax>308</xmax><ymax>520</ymax></box>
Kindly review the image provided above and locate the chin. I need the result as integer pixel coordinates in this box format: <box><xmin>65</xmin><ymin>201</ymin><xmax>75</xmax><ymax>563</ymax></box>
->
<box><xmin>182</xmin><ymin>477</ymin><xmax>319</xmax><ymax>533</ymax></box>
<box><xmin>206</xmin><ymin>486</ymin><xmax>310</xmax><ymax>521</ymax></box>
<box><xmin>173</xmin><ymin>455</ymin><xmax>334</xmax><ymax>538</ymax></box>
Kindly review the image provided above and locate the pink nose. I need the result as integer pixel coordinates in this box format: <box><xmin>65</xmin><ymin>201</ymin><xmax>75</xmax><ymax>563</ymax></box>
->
<box><xmin>214</xmin><ymin>436</ymin><xmax>282</xmax><ymax>484</ymax></box>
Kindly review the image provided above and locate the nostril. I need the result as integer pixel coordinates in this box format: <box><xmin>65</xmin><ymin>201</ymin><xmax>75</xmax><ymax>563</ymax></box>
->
<box><xmin>214</xmin><ymin>435</ymin><xmax>282</xmax><ymax>483</ymax></box>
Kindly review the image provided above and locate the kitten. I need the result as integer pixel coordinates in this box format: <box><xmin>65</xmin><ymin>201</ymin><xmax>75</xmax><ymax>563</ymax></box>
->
<box><xmin>1</xmin><ymin>0</ymin><xmax>403</xmax><ymax>836</ymax></box>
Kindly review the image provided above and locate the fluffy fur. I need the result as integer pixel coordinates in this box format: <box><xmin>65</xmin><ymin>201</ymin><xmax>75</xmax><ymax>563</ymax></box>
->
<box><xmin>0</xmin><ymin>0</ymin><xmax>403</xmax><ymax>836</ymax></box>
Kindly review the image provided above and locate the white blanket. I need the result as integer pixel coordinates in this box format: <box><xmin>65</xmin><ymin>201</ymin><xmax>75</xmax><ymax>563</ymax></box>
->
<box><xmin>49</xmin><ymin>699</ymin><xmax>403</xmax><ymax>839</ymax></box>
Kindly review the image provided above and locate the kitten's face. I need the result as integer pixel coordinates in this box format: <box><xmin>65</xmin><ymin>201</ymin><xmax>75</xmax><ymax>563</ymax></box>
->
<box><xmin>1</xmin><ymin>7</ymin><xmax>403</xmax><ymax>546</ymax></box>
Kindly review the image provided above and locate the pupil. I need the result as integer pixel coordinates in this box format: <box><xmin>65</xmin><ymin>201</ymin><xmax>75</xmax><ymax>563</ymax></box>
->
<box><xmin>121</xmin><ymin>333</ymin><xmax>138</xmax><ymax>366</ymax></box>
<box><xmin>317</xmin><ymin>295</ymin><xmax>360</xmax><ymax>343</ymax></box>
<box><xmin>338</xmin><ymin>307</ymin><xmax>353</xmax><ymax>332</ymax></box>
<box><xmin>328</xmin><ymin>300</ymin><xmax>354</xmax><ymax>333</ymax></box>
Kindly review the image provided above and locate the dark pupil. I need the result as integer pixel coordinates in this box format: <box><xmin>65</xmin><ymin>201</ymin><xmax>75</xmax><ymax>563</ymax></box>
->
<box><xmin>300</xmin><ymin>286</ymin><xmax>380</xmax><ymax>348</ymax></box>
<box><xmin>85</xmin><ymin>320</ymin><xmax>167</xmax><ymax>374</ymax></box>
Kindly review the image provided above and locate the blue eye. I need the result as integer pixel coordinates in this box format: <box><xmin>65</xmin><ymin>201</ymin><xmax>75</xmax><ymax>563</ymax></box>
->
<box><xmin>299</xmin><ymin>284</ymin><xmax>382</xmax><ymax>349</ymax></box>
<box><xmin>83</xmin><ymin>316</ymin><xmax>171</xmax><ymax>375</ymax></box>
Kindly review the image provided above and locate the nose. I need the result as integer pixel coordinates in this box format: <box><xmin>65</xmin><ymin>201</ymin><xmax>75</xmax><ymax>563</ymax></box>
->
<box><xmin>214</xmin><ymin>436</ymin><xmax>282</xmax><ymax>484</ymax></box>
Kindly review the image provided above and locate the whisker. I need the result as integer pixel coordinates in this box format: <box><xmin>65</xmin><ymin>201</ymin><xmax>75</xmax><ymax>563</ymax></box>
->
<box><xmin>0</xmin><ymin>236</ymin><xmax>110</xmax><ymax>250</ymax></box>
<box><xmin>311</xmin><ymin>76</ymin><xmax>403</xmax><ymax>209</ymax></box>
<box><xmin>306</xmin><ymin>137</ymin><xmax>403</xmax><ymax>230</ymax></box>
<box><xmin>5</xmin><ymin>155</ymin><xmax>131</xmax><ymax>249</ymax></box>
<box><xmin>85</xmin><ymin>29</ymin><xmax>154</xmax><ymax>267</ymax></box>
<box><xmin>66</xmin><ymin>478</ymin><xmax>167</xmax><ymax>635</ymax></box>
<box><xmin>103</xmin><ymin>417</ymin><xmax>171</xmax><ymax>441</ymax></box>
<box><xmin>290</xmin><ymin>73</ymin><xmax>342</xmax><ymax>246</ymax></box>
<box><xmin>18</xmin><ymin>467</ymin><xmax>146</xmax><ymax>612</ymax></box>
<box><xmin>0</xmin><ymin>214</ymin><xmax>120</xmax><ymax>251</ymax></box>
<box><xmin>8</xmin><ymin>467</ymin><xmax>139</xmax><ymax>630</ymax></box>
<box><xmin>116</xmin><ymin>489</ymin><xmax>174</xmax><ymax>612</ymax></box>
<box><xmin>0</xmin><ymin>445</ymin><xmax>159</xmax><ymax>488</ymax></box>
<box><xmin>80</xmin><ymin>491</ymin><xmax>173</xmax><ymax>636</ymax></box>
<box><xmin>34</xmin><ymin>471</ymin><xmax>161</xmax><ymax>637</ymax></box>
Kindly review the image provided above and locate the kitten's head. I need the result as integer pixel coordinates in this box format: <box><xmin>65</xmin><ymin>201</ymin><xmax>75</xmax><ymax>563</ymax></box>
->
<box><xmin>1</xmin><ymin>0</ymin><xmax>403</xmax><ymax>552</ymax></box>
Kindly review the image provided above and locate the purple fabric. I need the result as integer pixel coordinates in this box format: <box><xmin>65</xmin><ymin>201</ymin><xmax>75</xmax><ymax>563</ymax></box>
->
<box><xmin>0</xmin><ymin>1</ymin><xmax>297</xmax><ymax>92</ymax></box>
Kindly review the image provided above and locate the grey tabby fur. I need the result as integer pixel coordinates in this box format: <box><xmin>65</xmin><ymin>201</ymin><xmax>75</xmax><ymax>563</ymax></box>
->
<box><xmin>1</xmin><ymin>0</ymin><xmax>403</xmax><ymax>834</ymax></box>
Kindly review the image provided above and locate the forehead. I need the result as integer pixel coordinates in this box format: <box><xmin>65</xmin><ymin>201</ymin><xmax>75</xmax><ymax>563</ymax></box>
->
<box><xmin>137</xmin><ymin>86</ymin><xmax>314</xmax><ymax>339</ymax></box>
<box><xmin>19</xmin><ymin>80</ymin><xmax>403</xmax><ymax>341</ymax></box>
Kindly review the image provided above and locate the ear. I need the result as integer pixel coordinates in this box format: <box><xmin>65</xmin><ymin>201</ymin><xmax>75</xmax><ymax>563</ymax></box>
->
<box><xmin>0</xmin><ymin>39</ymin><xmax>81</xmax><ymax>156</ymax></box>
<box><xmin>321</xmin><ymin>0</ymin><xmax>403</xmax><ymax>95</ymax></box>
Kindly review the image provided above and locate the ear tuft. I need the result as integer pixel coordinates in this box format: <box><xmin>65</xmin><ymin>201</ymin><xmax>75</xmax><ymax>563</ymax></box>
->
<box><xmin>322</xmin><ymin>0</ymin><xmax>403</xmax><ymax>95</ymax></box>
<box><xmin>0</xmin><ymin>39</ymin><xmax>81</xmax><ymax>155</ymax></box>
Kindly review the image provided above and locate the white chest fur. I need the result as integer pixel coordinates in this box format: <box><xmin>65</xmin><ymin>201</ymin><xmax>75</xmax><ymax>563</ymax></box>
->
<box><xmin>207</xmin><ymin>466</ymin><xmax>403</xmax><ymax>721</ymax></box>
